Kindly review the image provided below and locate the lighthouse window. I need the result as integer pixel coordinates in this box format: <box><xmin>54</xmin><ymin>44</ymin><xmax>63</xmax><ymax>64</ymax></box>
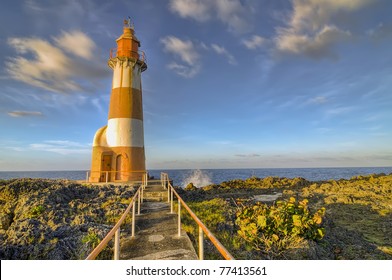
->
<box><xmin>116</xmin><ymin>155</ymin><xmax>122</xmax><ymax>180</ymax></box>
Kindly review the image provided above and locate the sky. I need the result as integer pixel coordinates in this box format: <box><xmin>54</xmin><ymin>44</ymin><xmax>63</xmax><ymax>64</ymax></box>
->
<box><xmin>0</xmin><ymin>0</ymin><xmax>391</xmax><ymax>171</ymax></box>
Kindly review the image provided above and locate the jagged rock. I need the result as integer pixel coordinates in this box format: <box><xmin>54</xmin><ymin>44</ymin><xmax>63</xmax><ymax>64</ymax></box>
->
<box><xmin>0</xmin><ymin>178</ymin><xmax>136</xmax><ymax>260</ymax></box>
<box><xmin>185</xmin><ymin>182</ymin><xmax>197</xmax><ymax>191</ymax></box>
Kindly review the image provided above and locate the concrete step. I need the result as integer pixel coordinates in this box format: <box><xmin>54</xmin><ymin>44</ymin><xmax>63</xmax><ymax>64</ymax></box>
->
<box><xmin>120</xmin><ymin>202</ymin><xmax>198</xmax><ymax>260</ymax></box>
<box><xmin>143</xmin><ymin>183</ymin><xmax>169</xmax><ymax>201</ymax></box>
<box><xmin>143</xmin><ymin>191</ymin><xmax>168</xmax><ymax>202</ymax></box>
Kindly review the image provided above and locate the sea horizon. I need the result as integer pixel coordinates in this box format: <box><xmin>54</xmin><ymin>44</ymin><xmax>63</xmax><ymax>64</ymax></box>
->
<box><xmin>1</xmin><ymin>166</ymin><xmax>391</xmax><ymax>188</ymax></box>
<box><xmin>1</xmin><ymin>165</ymin><xmax>392</xmax><ymax>172</ymax></box>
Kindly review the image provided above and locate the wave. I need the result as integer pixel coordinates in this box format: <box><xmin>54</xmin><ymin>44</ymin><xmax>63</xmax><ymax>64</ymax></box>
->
<box><xmin>181</xmin><ymin>169</ymin><xmax>213</xmax><ymax>188</ymax></box>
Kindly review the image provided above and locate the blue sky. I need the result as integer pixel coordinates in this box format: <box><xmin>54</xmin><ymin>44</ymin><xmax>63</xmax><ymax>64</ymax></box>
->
<box><xmin>0</xmin><ymin>0</ymin><xmax>391</xmax><ymax>171</ymax></box>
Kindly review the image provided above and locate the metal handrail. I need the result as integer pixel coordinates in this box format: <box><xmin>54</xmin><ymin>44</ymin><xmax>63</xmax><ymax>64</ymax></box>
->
<box><xmin>161</xmin><ymin>172</ymin><xmax>235</xmax><ymax>260</ymax></box>
<box><xmin>85</xmin><ymin>181</ymin><xmax>146</xmax><ymax>260</ymax></box>
<box><xmin>85</xmin><ymin>172</ymin><xmax>234</xmax><ymax>260</ymax></box>
<box><xmin>86</xmin><ymin>170</ymin><xmax>147</xmax><ymax>183</ymax></box>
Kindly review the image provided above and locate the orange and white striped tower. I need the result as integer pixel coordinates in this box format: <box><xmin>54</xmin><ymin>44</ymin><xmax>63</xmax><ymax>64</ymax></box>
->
<box><xmin>89</xmin><ymin>20</ymin><xmax>147</xmax><ymax>182</ymax></box>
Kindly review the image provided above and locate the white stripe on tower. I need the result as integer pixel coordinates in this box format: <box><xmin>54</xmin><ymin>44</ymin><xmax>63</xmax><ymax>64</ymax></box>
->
<box><xmin>106</xmin><ymin>118</ymin><xmax>144</xmax><ymax>147</ymax></box>
<box><xmin>111</xmin><ymin>61</ymin><xmax>141</xmax><ymax>90</ymax></box>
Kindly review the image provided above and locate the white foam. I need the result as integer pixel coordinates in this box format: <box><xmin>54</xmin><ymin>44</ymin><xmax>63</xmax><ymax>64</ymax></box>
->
<box><xmin>181</xmin><ymin>169</ymin><xmax>213</xmax><ymax>188</ymax></box>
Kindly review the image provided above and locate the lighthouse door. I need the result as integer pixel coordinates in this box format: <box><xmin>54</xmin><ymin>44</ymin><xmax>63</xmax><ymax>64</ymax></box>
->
<box><xmin>101</xmin><ymin>154</ymin><xmax>112</xmax><ymax>182</ymax></box>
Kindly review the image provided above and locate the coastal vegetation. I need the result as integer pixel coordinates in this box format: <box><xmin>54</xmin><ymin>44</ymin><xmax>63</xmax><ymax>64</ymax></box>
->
<box><xmin>179</xmin><ymin>173</ymin><xmax>392</xmax><ymax>259</ymax></box>
<box><xmin>0</xmin><ymin>173</ymin><xmax>391</xmax><ymax>260</ymax></box>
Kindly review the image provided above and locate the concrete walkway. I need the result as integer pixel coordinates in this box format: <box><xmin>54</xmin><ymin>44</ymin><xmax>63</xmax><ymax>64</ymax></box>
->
<box><xmin>119</xmin><ymin>184</ymin><xmax>198</xmax><ymax>260</ymax></box>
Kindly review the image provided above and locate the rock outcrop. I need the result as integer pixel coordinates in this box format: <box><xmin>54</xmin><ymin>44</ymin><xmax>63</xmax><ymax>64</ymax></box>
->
<box><xmin>0</xmin><ymin>178</ymin><xmax>136</xmax><ymax>260</ymax></box>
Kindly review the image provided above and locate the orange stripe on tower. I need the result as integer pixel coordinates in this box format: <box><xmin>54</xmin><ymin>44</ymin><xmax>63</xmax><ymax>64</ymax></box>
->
<box><xmin>108</xmin><ymin>88</ymin><xmax>143</xmax><ymax>120</ymax></box>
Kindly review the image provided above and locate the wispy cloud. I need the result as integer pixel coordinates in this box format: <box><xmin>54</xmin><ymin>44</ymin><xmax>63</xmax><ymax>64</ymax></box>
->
<box><xmin>161</xmin><ymin>36</ymin><xmax>200</xmax><ymax>65</ymax></box>
<box><xmin>169</xmin><ymin>0</ymin><xmax>210</xmax><ymax>21</ymax></box>
<box><xmin>276</xmin><ymin>25</ymin><xmax>351</xmax><ymax>59</ymax></box>
<box><xmin>161</xmin><ymin>36</ymin><xmax>201</xmax><ymax>78</ymax></box>
<box><xmin>169</xmin><ymin>0</ymin><xmax>251</xmax><ymax>33</ymax></box>
<box><xmin>91</xmin><ymin>97</ymin><xmax>105</xmax><ymax>114</ymax></box>
<box><xmin>274</xmin><ymin>0</ymin><xmax>373</xmax><ymax>59</ymax></box>
<box><xmin>368</xmin><ymin>22</ymin><xmax>392</xmax><ymax>41</ymax></box>
<box><xmin>306</xmin><ymin>96</ymin><xmax>328</xmax><ymax>105</ymax></box>
<box><xmin>53</xmin><ymin>30</ymin><xmax>96</xmax><ymax>59</ymax></box>
<box><xmin>235</xmin><ymin>153</ymin><xmax>261</xmax><ymax>158</ymax></box>
<box><xmin>210</xmin><ymin>44</ymin><xmax>237</xmax><ymax>65</ymax></box>
<box><xmin>242</xmin><ymin>35</ymin><xmax>266</xmax><ymax>50</ymax></box>
<box><xmin>7</xmin><ymin>111</ymin><xmax>44</xmax><ymax>117</ymax></box>
<box><xmin>167</xmin><ymin>62</ymin><xmax>201</xmax><ymax>78</ymax></box>
<box><xmin>6</xmin><ymin>31</ymin><xmax>107</xmax><ymax>93</ymax></box>
<box><xmin>29</xmin><ymin>140</ymin><xmax>90</xmax><ymax>155</ymax></box>
<box><xmin>325</xmin><ymin>106</ymin><xmax>356</xmax><ymax>116</ymax></box>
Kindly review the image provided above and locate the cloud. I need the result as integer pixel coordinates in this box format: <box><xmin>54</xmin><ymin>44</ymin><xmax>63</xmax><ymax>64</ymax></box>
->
<box><xmin>368</xmin><ymin>22</ymin><xmax>392</xmax><ymax>41</ymax></box>
<box><xmin>274</xmin><ymin>0</ymin><xmax>373</xmax><ymax>59</ymax></box>
<box><xmin>7</xmin><ymin>111</ymin><xmax>44</xmax><ymax>117</ymax></box>
<box><xmin>169</xmin><ymin>0</ymin><xmax>210</xmax><ymax>21</ymax></box>
<box><xmin>91</xmin><ymin>97</ymin><xmax>104</xmax><ymax>113</ymax></box>
<box><xmin>160</xmin><ymin>36</ymin><xmax>243</xmax><ymax>77</ymax></box>
<box><xmin>161</xmin><ymin>36</ymin><xmax>201</xmax><ymax>78</ymax></box>
<box><xmin>169</xmin><ymin>0</ymin><xmax>251</xmax><ymax>33</ymax></box>
<box><xmin>276</xmin><ymin>24</ymin><xmax>351</xmax><ymax>59</ymax></box>
<box><xmin>161</xmin><ymin>36</ymin><xmax>199</xmax><ymax>65</ymax></box>
<box><xmin>167</xmin><ymin>62</ymin><xmax>201</xmax><ymax>78</ymax></box>
<box><xmin>242</xmin><ymin>35</ymin><xmax>266</xmax><ymax>49</ymax></box>
<box><xmin>54</xmin><ymin>30</ymin><xmax>96</xmax><ymax>59</ymax></box>
<box><xmin>6</xmin><ymin>31</ymin><xmax>107</xmax><ymax>93</ymax></box>
<box><xmin>235</xmin><ymin>153</ymin><xmax>261</xmax><ymax>158</ymax></box>
<box><xmin>29</xmin><ymin>140</ymin><xmax>90</xmax><ymax>155</ymax></box>
<box><xmin>289</xmin><ymin>0</ymin><xmax>373</xmax><ymax>32</ymax></box>
<box><xmin>306</xmin><ymin>96</ymin><xmax>328</xmax><ymax>105</ymax></box>
<box><xmin>326</xmin><ymin>106</ymin><xmax>355</xmax><ymax>116</ymax></box>
<box><xmin>210</xmin><ymin>44</ymin><xmax>237</xmax><ymax>65</ymax></box>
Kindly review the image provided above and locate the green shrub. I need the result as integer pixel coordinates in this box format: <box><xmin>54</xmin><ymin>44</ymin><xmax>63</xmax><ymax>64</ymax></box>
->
<box><xmin>29</xmin><ymin>205</ymin><xmax>45</xmax><ymax>218</ymax></box>
<box><xmin>236</xmin><ymin>197</ymin><xmax>325</xmax><ymax>257</ymax></box>
<box><xmin>82</xmin><ymin>232</ymin><xmax>101</xmax><ymax>248</ymax></box>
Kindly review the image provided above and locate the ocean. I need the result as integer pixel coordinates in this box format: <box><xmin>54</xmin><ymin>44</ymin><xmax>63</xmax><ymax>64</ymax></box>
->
<box><xmin>0</xmin><ymin>167</ymin><xmax>391</xmax><ymax>188</ymax></box>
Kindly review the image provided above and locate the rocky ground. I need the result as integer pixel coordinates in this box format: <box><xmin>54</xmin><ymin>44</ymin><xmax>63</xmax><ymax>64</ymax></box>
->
<box><xmin>0</xmin><ymin>178</ymin><xmax>136</xmax><ymax>259</ymax></box>
<box><xmin>1</xmin><ymin>174</ymin><xmax>391</xmax><ymax>260</ymax></box>
<box><xmin>179</xmin><ymin>173</ymin><xmax>392</xmax><ymax>259</ymax></box>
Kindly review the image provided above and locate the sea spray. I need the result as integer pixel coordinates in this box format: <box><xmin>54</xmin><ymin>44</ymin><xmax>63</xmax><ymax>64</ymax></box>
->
<box><xmin>181</xmin><ymin>169</ymin><xmax>213</xmax><ymax>188</ymax></box>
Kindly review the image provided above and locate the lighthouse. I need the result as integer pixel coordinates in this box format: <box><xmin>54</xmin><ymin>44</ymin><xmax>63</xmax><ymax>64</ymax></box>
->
<box><xmin>89</xmin><ymin>20</ymin><xmax>147</xmax><ymax>182</ymax></box>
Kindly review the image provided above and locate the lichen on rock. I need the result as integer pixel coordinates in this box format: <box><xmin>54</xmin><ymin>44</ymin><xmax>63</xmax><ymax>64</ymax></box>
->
<box><xmin>0</xmin><ymin>178</ymin><xmax>136</xmax><ymax>260</ymax></box>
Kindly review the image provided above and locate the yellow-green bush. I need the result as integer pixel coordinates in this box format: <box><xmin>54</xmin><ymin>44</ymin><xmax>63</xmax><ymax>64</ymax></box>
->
<box><xmin>236</xmin><ymin>197</ymin><xmax>325</xmax><ymax>256</ymax></box>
